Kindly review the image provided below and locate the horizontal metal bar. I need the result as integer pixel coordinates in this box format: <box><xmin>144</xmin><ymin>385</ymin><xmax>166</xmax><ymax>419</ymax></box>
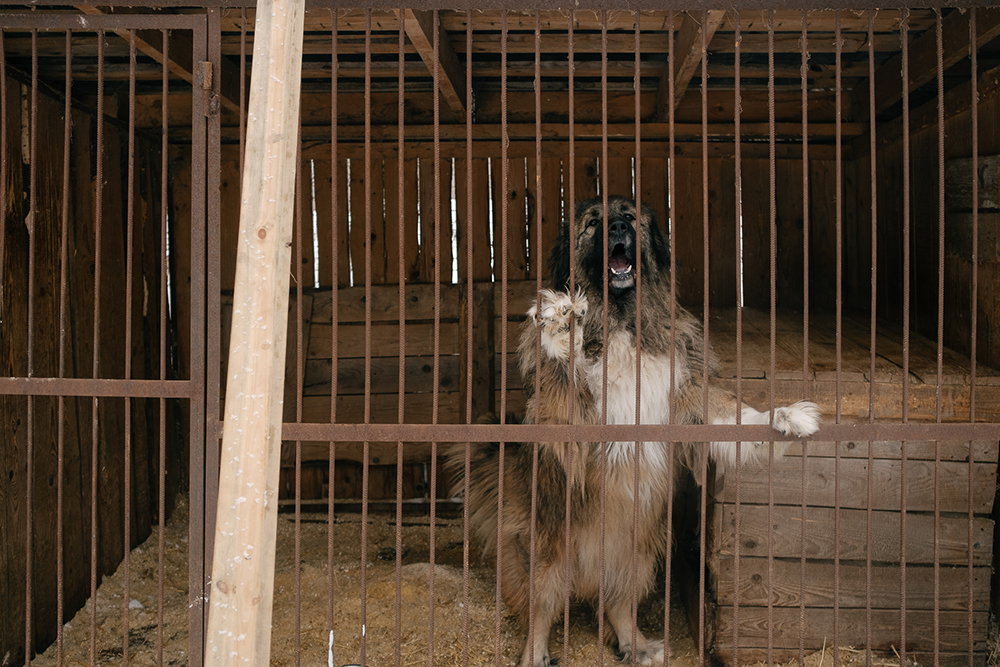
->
<box><xmin>0</xmin><ymin>13</ymin><xmax>201</xmax><ymax>30</ymax></box>
<box><xmin>0</xmin><ymin>377</ymin><xmax>194</xmax><ymax>398</ymax></box>
<box><xmin>277</xmin><ymin>421</ymin><xmax>1000</xmax><ymax>443</ymax></box>
<box><xmin>0</xmin><ymin>1</ymin><xmax>987</xmax><ymax>11</ymax></box>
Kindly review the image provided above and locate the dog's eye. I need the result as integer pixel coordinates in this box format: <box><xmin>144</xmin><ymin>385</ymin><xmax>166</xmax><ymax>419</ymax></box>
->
<box><xmin>624</xmin><ymin>213</ymin><xmax>635</xmax><ymax>223</ymax></box>
<box><xmin>588</xmin><ymin>218</ymin><xmax>600</xmax><ymax>228</ymax></box>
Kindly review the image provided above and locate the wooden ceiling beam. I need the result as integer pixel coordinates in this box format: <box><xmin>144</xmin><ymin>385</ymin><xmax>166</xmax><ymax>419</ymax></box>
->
<box><xmin>396</xmin><ymin>9</ymin><xmax>467</xmax><ymax>116</ymax></box>
<box><xmin>853</xmin><ymin>7</ymin><xmax>1000</xmax><ymax>120</ymax></box>
<box><xmin>655</xmin><ymin>10</ymin><xmax>726</xmax><ymax>121</ymax></box>
<box><xmin>75</xmin><ymin>5</ymin><xmax>244</xmax><ymax>113</ymax></box>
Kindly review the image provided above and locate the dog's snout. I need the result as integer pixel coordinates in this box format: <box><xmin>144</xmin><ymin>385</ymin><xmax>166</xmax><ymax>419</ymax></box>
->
<box><xmin>608</xmin><ymin>218</ymin><xmax>629</xmax><ymax>239</ymax></box>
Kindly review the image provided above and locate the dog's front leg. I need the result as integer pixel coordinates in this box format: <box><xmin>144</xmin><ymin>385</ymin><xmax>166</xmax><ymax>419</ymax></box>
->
<box><xmin>525</xmin><ymin>289</ymin><xmax>588</xmax><ymax>365</ymax></box>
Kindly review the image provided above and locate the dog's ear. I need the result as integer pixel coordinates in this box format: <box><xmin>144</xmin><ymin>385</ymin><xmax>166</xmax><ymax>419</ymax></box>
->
<box><xmin>641</xmin><ymin>202</ymin><xmax>670</xmax><ymax>271</ymax></box>
<box><xmin>548</xmin><ymin>218</ymin><xmax>572</xmax><ymax>291</ymax></box>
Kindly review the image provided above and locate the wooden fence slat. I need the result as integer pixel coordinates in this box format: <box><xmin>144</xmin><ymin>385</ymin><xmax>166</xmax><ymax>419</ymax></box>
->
<box><xmin>708</xmin><ymin>157</ymin><xmax>738</xmax><ymax>307</ymax></box>
<box><xmin>219</xmin><ymin>159</ymin><xmax>242</xmax><ymax>292</ymax></box>
<box><xmin>303</xmin><ymin>355</ymin><xmax>462</xmax><ymax>396</ymax></box>
<box><xmin>573</xmin><ymin>156</ymin><xmax>599</xmax><ymax>201</ymax></box>
<box><xmin>606</xmin><ymin>156</ymin><xmax>633</xmax><ymax>198</ymax></box>
<box><xmin>740</xmin><ymin>158</ymin><xmax>770</xmax><ymax>309</ymax></box>
<box><xmin>671</xmin><ymin>156</ymin><xmax>703</xmax><ymax>307</ymax></box>
<box><xmin>808</xmin><ymin>159</ymin><xmax>838</xmax><ymax>308</ymax></box>
<box><xmin>492</xmin><ymin>156</ymin><xmax>529</xmax><ymax>281</ymax></box>
<box><xmin>308</xmin><ymin>322</ymin><xmax>462</xmax><ymax>359</ymax></box>
<box><xmin>713</xmin><ymin>504</ymin><xmax>993</xmax><ymax>565</ymax></box>
<box><xmin>383</xmin><ymin>157</ymin><xmax>402</xmax><ymax>284</ymax></box>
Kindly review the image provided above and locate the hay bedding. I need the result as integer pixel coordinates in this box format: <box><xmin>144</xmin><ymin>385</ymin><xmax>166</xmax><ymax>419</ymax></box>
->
<box><xmin>31</xmin><ymin>498</ymin><xmax>917</xmax><ymax>667</ymax></box>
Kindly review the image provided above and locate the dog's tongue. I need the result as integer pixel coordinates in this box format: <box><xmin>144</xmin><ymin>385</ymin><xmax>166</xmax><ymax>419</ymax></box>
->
<box><xmin>610</xmin><ymin>255</ymin><xmax>630</xmax><ymax>272</ymax></box>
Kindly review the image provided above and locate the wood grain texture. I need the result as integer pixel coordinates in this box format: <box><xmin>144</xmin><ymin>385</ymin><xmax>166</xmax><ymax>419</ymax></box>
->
<box><xmin>205</xmin><ymin>0</ymin><xmax>305</xmax><ymax>663</ymax></box>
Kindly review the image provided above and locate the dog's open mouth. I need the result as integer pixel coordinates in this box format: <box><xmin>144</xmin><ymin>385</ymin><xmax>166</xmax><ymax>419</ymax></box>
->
<box><xmin>608</xmin><ymin>243</ymin><xmax>635</xmax><ymax>288</ymax></box>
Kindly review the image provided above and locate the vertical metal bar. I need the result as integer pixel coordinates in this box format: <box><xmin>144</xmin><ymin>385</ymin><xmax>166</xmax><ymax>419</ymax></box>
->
<box><xmin>91</xmin><ymin>30</ymin><xmax>106</xmax><ymax>667</ymax></box>
<box><xmin>663</xmin><ymin>11</ymin><xmax>675</xmax><ymax>666</ymax></box>
<box><xmin>395</xmin><ymin>11</ymin><xmax>407</xmax><ymax>667</ymax></box>
<box><xmin>495</xmin><ymin>12</ymin><xmax>509</xmax><ymax>667</ymax></box>
<box><xmin>698</xmin><ymin>10</ymin><xmax>710</xmax><ymax>664</ymax></box>
<box><xmin>359</xmin><ymin>12</ymin><xmax>373</xmax><ymax>667</ymax></box>
<box><xmin>833</xmin><ymin>11</ymin><xmax>842</xmax><ymax>667</ymax></box>
<box><xmin>865</xmin><ymin>11</ymin><xmax>878</xmax><ymax>667</ymax></box>
<box><xmin>461</xmin><ymin>11</ymin><xmax>473</xmax><ymax>667</ymax></box>
<box><xmin>189</xmin><ymin>17</ymin><xmax>209</xmax><ymax>666</ymax></box>
<box><xmin>158</xmin><ymin>28</ymin><xmax>169</xmax><ymax>667</ymax></box>
<box><xmin>967</xmin><ymin>10</ymin><xmax>979</xmax><ymax>667</ymax></box>
<box><xmin>429</xmin><ymin>11</ymin><xmax>441</xmax><ymax>667</ymax></box>
<box><xmin>798</xmin><ymin>11</ymin><xmax>809</xmax><ymax>667</ymax></box>
<box><xmin>899</xmin><ymin>10</ymin><xmax>910</xmax><ymax>667</ymax></box>
<box><xmin>327</xmin><ymin>11</ymin><xmax>339</xmax><ymax>667</ymax></box>
<box><xmin>732</xmin><ymin>10</ymin><xmax>743</xmax><ymax>666</ymax></box>
<box><xmin>527</xmin><ymin>11</ymin><xmax>542</xmax><ymax>667</ymax></box>
<box><xmin>564</xmin><ymin>12</ymin><xmax>576</xmax><ymax>666</ymax></box>
<box><xmin>766</xmin><ymin>13</ymin><xmax>777</xmax><ymax>666</ymax></box>
<box><xmin>56</xmin><ymin>26</ymin><xmax>73</xmax><ymax>667</ymax></box>
<box><xmin>25</xmin><ymin>27</ymin><xmax>38</xmax><ymax>666</ymax></box>
<box><xmin>599</xmin><ymin>11</ymin><xmax>609</xmax><ymax>664</ymax></box>
<box><xmin>294</xmin><ymin>95</ymin><xmax>305</xmax><ymax>667</ymax></box>
<box><xmin>934</xmin><ymin>10</ymin><xmax>944</xmax><ymax>664</ymax></box>
<box><xmin>123</xmin><ymin>29</ymin><xmax>137</xmax><ymax>664</ymax></box>
<box><xmin>631</xmin><ymin>11</ymin><xmax>642</xmax><ymax>662</ymax></box>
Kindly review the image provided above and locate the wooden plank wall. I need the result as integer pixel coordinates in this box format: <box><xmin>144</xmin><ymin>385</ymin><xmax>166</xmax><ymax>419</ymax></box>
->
<box><xmin>707</xmin><ymin>440</ymin><xmax>998</xmax><ymax>666</ymax></box>
<box><xmin>0</xmin><ymin>78</ymin><xmax>167</xmax><ymax>662</ymax></box>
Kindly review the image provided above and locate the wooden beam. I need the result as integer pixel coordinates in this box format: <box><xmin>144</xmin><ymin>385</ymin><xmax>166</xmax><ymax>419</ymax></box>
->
<box><xmin>853</xmin><ymin>7</ymin><xmax>1000</xmax><ymax>120</ymax></box>
<box><xmin>397</xmin><ymin>9</ymin><xmax>467</xmax><ymax>116</ymax></box>
<box><xmin>75</xmin><ymin>5</ymin><xmax>244</xmax><ymax>113</ymax></box>
<box><xmin>656</xmin><ymin>10</ymin><xmax>726</xmax><ymax>121</ymax></box>
<box><xmin>203</xmin><ymin>0</ymin><xmax>304</xmax><ymax>662</ymax></box>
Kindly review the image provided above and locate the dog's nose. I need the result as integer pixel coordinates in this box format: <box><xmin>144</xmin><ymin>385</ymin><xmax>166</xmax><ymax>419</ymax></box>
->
<box><xmin>608</xmin><ymin>219</ymin><xmax>629</xmax><ymax>239</ymax></box>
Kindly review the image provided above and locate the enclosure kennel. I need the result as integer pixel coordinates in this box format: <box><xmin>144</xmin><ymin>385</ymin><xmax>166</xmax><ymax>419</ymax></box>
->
<box><xmin>1</xmin><ymin>3</ymin><xmax>999</xmax><ymax>667</ymax></box>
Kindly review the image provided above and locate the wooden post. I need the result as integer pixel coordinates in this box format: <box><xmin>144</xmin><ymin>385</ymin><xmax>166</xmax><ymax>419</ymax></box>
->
<box><xmin>204</xmin><ymin>0</ymin><xmax>304</xmax><ymax>663</ymax></box>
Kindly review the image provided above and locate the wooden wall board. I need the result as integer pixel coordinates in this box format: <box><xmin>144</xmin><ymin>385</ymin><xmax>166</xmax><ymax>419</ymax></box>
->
<box><xmin>710</xmin><ymin>504</ymin><xmax>993</xmax><ymax>565</ymax></box>
<box><xmin>713</xmin><ymin>608</ymin><xmax>987</xmax><ymax>652</ymax></box>
<box><xmin>709</xmin><ymin>456</ymin><xmax>996</xmax><ymax>513</ymax></box>
<box><xmin>708</xmin><ymin>558</ymin><xmax>989</xmax><ymax>610</ymax></box>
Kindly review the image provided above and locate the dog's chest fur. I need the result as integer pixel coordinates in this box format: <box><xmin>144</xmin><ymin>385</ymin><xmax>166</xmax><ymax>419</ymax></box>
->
<box><xmin>584</xmin><ymin>329</ymin><xmax>689</xmax><ymax>469</ymax></box>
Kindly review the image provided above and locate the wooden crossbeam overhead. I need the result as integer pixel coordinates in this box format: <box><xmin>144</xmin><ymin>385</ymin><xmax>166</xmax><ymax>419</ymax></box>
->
<box><xmin>76</xmin><ymin>5</ymin><xmax>244</xmax><ymax>113</ymax></box>
<box><xmin>853</xmin><ymin>7</ymin><xmax>1000</xmax><ymax>119</ymax></box>
<box><xmin>397</xmin><ymin>9</ymin><xmax>466</xmax><ymax>116</ymax></box>
<box><xmin>656</xmin><ymin>10</ymin><xmax>726</xmax><ymax>121</ymax></box>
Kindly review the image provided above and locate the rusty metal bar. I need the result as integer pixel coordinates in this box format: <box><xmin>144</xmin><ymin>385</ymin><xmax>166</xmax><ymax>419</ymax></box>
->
<box><xmin>630</xmin><ymin>11</ymin><xmax>642</xmax><ymax>662</ymax></box>
<box><xmin>494</xmin><ymin>12</ymin><xmax>509</xmax><ymax>667</ymax></box>
<box><xmin>55</xmin><ymin>26</ymin><xmax>72</xmax><ymax>667</ymax></box>
<box><xmin>968</xmin><ymin>10</ymin><xmax>979</xmax><ymax>667</ymax></box>
<box><xmin>26</xmin><ymin>26</ymin><xmax>38</xmax><ymax>664</ymax></box>
<box><xmin>461</xmin><ymin>11</ymin><xmax>473</xmax><ymax>667</ymax></box>
<box><xmin>293</xmin><ymin>85</ymin><xmax>305</xmax><ymax>667</ymax></box>
<box><xmin>359</xmin><ymin>13</ymin><xmax>373</xmax><ymax>667</ymax></box>
<box><xmin>766</xmin><ymin>12</ymin><xmax>777</xmax><ymax>665</ymax></box>
<box><xmin>158</xmin><ymin>27</ymin><xmax>169</xmax><ymax>667</ymax></box>
<box><xmin>865</xmin><ymin>11</ymin><xmax>877</xmax><ymax>667</ymax></box>
<box><xmin>899</xmin><ymin>10</ymin><xmax>910</xmax><ymax>666</ymax></box>
<box><xmin>564</xmin><ymin>12</ymin><xmax>576</xmax><ymax>666</ymax></box>
<box><xmin>832</xmin><ymin>11</ymin><xmax>843</xmax><ymax>667</ymax></box>
<box><xmin>798</xmin><ymin>10</ymin><xmax>809</xmax><ymax>666</ymax></box>
<box><xmin>934</xmin><ymin>10</ymin><xmax>945</xmax><ymax>663</ymax></box>
<box><xmin>429</xmin><ymin>10</ymin><xmax>441</xmax><ymax>666</ymax></box>
<box><xmin>189</xmin><ymin>16</ymin><xmax>209</xmax><ymax>666</ymax></box>
<box><xmin>698</xmin><ymin>10</ymin><xmax>710</xmax><ymax>664</ymax></box>
<box><xmin>327</xmin><ymin>11</ymin><xmax>339</xmax><ymax>666</ymax></box>
<box><xmin>122</xmin><ymin>29</ymin><xmax>137</xmax><ymax>664</ymax></box>
<box><xmin>90</xmin><ymin>32</ymin><xmax>105</xmax><ymax>666</ymax></box>
<box><xmin>598</xmin><ymin>11</ymin><xmax>609</xmax><ymax>665</ymax></box>
<box><xmin>663</xmin><ymin>12</ymin><xmax>676</xmax><ymax>663</ymax></box>
<box><xmin>395</xmin><ymin>10</ymin><xmax>407</xmax><ymax>667</ymax></box>
<box><xmin>732</xmin><ymin>9</ymin><xmax>743</xmax><ymax>666</ymax></box>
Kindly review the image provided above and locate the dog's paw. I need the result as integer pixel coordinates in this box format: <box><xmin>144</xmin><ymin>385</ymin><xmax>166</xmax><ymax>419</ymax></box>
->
<box><xmin>616</xmin><ymin>639</ymin><xmax>664</xmax><ymax>666</ymax></box>
<box><xmin>527</xmin><ymin>289</ymin><xmax>588</xmax><ymax>362</ymax></box>
<box><xmin>772</xmin><ymin>400</ymin><xmax>821</xmax><ymax>438</ymax></box>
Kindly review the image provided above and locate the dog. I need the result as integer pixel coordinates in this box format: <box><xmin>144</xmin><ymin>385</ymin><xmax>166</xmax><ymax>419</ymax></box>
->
<box><xmin>451</xmin><ymin>196</ymin><xmax>820</xmax><ymax>667</ymax></box>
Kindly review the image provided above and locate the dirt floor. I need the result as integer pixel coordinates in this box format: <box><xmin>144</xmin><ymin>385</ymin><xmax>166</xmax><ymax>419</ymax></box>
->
<box><xmin>31</xmin><ymin>497</ymin><xmax>983</xmax><ymax>667</ymax></box>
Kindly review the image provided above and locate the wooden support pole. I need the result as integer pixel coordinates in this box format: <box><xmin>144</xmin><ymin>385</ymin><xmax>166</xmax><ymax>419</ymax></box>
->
<box><xmin>204</xmin><ymin>0</ymin><xmax>304</xmax><ymax>663</ymax></box>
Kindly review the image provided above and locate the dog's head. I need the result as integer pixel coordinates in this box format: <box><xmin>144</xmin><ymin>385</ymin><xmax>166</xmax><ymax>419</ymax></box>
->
<box><xmin>549</xmin><ymin>195</ymin><xmax>670</xmax><ymax>296</ymax></box>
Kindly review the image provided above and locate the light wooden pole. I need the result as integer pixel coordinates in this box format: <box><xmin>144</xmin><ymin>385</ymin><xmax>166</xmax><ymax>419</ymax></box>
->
<box><xmin>204</xmin><ymin>0</ymin><xmax>304</xmax><ymax>663</ymax></box>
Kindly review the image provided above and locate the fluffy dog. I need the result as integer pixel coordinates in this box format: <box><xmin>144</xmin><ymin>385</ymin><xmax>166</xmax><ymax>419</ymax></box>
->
<box><xmin>452</xmin><ymin>196</ymin><xmax>819</xmax><ymax>667</ymax></box>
